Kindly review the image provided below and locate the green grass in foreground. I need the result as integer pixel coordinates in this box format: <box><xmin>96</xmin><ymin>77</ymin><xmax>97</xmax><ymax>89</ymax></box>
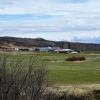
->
<box><xmin>1</xmin><ymin>52</ymin><xmax>100</xmax><ymax>84</ymax></box>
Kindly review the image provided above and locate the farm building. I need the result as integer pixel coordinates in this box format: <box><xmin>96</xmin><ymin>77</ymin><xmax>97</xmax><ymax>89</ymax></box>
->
<box><xmin>29</xmin><ymin>47</ymin><xmax>77</xmax><ymax>53</ymax></box>
<box><xmin>29</xmin><ymin>47</ymin><xmax>61</xmax><ymax>52</ymax></box>
<box><xmin>54</xmin><ymin>49</ymin><xmax>78</xmax><ymax>54</ymax></box>
<box><xmin>29</xmin><ymin>47</ymin><xmax>51</xmax><ymax>52</ymax></box>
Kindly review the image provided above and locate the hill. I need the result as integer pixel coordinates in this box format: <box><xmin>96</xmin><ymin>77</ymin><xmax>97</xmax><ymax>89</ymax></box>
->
<box><xmin>0</xmin><ymin>36</ymin><xmax>100</xmax><ymax>52</ymax></box>
<box><xmin>0</xmin><ymin>36</ymin><xmax>56</xmax><ymax>47</ymax></box>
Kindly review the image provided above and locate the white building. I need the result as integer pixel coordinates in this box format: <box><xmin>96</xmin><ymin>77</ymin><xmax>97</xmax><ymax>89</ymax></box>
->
<box><xmin>29</xmin><ymin>47</ymin><xmax>61</xmax><ymax>52</ymax></box>
<box><xmin>54</xmin><ymin>49</ymin><xmax>78</xmax><ymax>54</ymax></box>
<box><xmin>14</xmin><ymin>47</ymin><xmax>19</xmax><ymax>51</ymax></box>
<box><xmin>28</xmin><ymin>47</ymin><xmax>78</xmax><ymax>54</ymax></box>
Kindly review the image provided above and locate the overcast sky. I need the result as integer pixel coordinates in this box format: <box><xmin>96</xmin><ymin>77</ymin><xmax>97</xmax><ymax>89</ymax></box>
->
<box><xmin>0</xmin><ymin>0</ymin><xmax>100</xmax><ymax>43</ymax></box>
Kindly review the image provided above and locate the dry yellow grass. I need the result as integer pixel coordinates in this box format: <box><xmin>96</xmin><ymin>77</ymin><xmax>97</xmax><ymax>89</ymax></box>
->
<box><xmin>47</xmin><ymin>84</ymin><xmax>100</xmax><ymax>97</ymax></box>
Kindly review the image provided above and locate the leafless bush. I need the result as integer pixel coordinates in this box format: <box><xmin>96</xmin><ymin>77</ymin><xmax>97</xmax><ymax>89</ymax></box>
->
<box><xmin>0</xmin><ymin>54</ymin><xmax>47</xmax><ymax>100</ymax></box>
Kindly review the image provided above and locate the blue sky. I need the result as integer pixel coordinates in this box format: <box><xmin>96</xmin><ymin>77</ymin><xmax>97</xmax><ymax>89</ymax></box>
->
<box><xmin>0</xmin><ymin>0</ymin><xmax>100</xmax><ymax>43</ymax></box>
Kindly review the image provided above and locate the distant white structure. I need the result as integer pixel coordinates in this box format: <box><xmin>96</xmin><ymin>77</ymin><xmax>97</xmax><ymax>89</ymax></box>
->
<box><xmin>29</xmin><ymin>47</ymin><xmax>61</xmax><ymax>52</ymax></box>
<box><xmin>54</xmin><ymin>49</ymin><xmax>78</xmax><ymax>54</ymax></box>
<box><xmin>71</xmin><ymin>51</ymin><xmax>78</xmax><ymax>54</ymax></box>
<box><xmin>15</xmin><ymin>46</ymin><xmax>78</xmax><ymax>54</ymax></box>
<box><xmin>14</xmin><ymin>48</ymin><xmax>19</xmax><ymax>51</ymax></box>
<box><xmin>29</xmin><ymin>47</ymin><xmax>36</xmax><ymax>51</ymax></box>
<box><xmin>37</xmin><ymin>47</ymin><xmax>52</xmax><ymax>52</ymax></box>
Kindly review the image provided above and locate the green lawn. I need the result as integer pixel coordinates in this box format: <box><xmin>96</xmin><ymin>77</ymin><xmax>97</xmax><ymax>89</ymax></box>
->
<box><xmin>1</xmin><ymin>52</ymin><xmax>100</xmax><ymax>84</ymax></box>
<box><xmin>39</xmin><ymin>52</ymin><xmax>100</xmax><ymax>84</ymax></box>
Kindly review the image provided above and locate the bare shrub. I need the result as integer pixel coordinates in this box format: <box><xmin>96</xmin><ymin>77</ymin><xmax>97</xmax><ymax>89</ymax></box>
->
<box><xmin>0</xmin><ymin>54</ymin><xmax>47</xmax><ymax>100</ymax></box>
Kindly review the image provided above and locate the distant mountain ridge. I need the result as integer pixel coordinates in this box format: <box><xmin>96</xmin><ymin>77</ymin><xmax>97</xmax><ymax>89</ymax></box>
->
<box><xmin>0</xmin><ymin>36</ymin><xmax>56</xmax><ymax>47</ymax></box>
<box><xmin>0</xmin><ymin>36</ymin><xmax>100</xmax><ymax>52</ymax></box>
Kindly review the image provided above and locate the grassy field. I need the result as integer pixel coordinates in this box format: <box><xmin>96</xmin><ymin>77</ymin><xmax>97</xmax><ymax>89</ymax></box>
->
<box><xmin>36</xmin><ymin>52</ymin><xmax>100</xmax><ymax>84</ymax></box>
<box><xmin>1</xmin><ymin>52</ymin><xmax>100</xmax><ymax>84</ymax></box>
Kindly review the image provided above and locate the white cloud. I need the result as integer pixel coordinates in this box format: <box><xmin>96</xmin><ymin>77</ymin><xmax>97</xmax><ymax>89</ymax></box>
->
<box><xmin>0</xmin><ymin>0</ymin><xmax>100</xmax><ymax>43</ymax></box>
